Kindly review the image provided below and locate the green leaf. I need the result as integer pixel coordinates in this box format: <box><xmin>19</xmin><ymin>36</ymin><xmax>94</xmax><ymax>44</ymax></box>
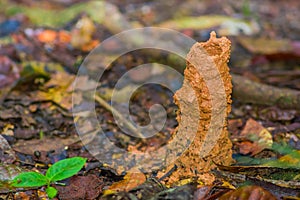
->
<box><xmin>46</xmin><ymin>157</ymin><xmax>86</xmax><ymax>182</ymax></box>
<box><xmin>46</xmin><ymin>186</ymin><xmax>58</xmax><ymax>199</ymax></box>
<box><xmin>11</xmin><ymin>172</ymin><xmax>48</xmax><ymax>187</ymax></box>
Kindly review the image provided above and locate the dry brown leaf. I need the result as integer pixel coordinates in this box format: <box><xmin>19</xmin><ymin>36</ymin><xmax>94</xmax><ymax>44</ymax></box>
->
<box><xmin>160</xmin><ymin>32</ymin><xmax>233</xmax><ymax>186</ymax></box>
<box><xmin>13</xmin><ymin>136</ymin><xmax>79</xmax><ymax>155</ymax></box>
<box><xmin>0</xmin><ymin>135</ymin><xmax>15</xmax><ymax>163</ymax></box>
<box><xmin>238</xmin><ymin>118</ymin><xmax>273</xmax><ymax>155</ymax></box>
<box><xmin>103</xmin><ymin>172</ymin><xmax>146</xmax><ymax>195</ymax></box>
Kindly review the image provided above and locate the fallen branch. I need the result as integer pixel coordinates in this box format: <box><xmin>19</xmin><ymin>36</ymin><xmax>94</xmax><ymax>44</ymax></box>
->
<box><xmin>231</xmin><ymin>74</ymin><xmax>300</xmax><ymax>110</ymax></box>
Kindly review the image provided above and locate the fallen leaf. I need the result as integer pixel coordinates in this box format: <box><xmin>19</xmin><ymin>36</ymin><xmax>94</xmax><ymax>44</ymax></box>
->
<box><xmin>36</xmin><ymin>29</ymin><xmax>71</xmax><ymax>44</ymax></box>
<box><xmin>238</xmin><ymin>36</ymin><xmax>297</xmax><ymax>56</ymax></box>
<box><xmin>57</xmin><ymin>175</ymin><xmax>103</xmax><ymax>200</ymax></box>
<box><xmin>238</xmin><ymin>118</ymin><xmax>273</xmax><ymax>155</ymax></box>
<box><xmin>219</xmin><ymin>185</ymin><xmax>277</xmax><ymax>200</ymax></box>
<box><xmin>32</xmin><ymin>72</ymin><xmax>76</xmax><ymax>110</ymax></box>
<box><xmin>14</xmin><ymin>192</ymin><xmax>31</xmax><ymax>200</ymax></box>
<box><xmin>0</xmin><ymin>163</ymin><xmax>23</xmax><ymax>193</ymax></box>
<box><xmin>258</xmin><ymin>107</ymin><xmax>296</xmax><ymax>121</ymax></box>
<box><xmin>0</xmin><ymin>56</ymin><xmax>20</xmax><ymax>102</ymax></box>
<box><xmin>104</xmin><ymin>172</ymin><xmax>146</xmax><ymax>195</ymax></box>
<box><xmin>264</xmin><ymin>143</ymin><xmax>300</xmax><ymax>168</ymax></box>
<box><xmin>71</xmin><ymin>15</ymin><xmax>99</xmax><ymax>51</ymax></box>
<box><xmin>157</xmin><ymin>15</ymin><xmax>259</xmax><ymax>35</ymax></box>
<box><xmin>13</xmin><ymin>136</ymin><xmax>79</xmax><ymax>155</ymax></box>
<box><xmin>37</xmin><ymin>29</ymin><xmax>57</xmax><ymax>43</ymax></box>
<box><xmin>215</xmin><ymin>165</ymin><xmax>300</xmax><ymax>197</ymax></box>
<box><xmin>0</xmin><ymin>135</ymin><xmax>15</xmax><ymax>163</ymax></box>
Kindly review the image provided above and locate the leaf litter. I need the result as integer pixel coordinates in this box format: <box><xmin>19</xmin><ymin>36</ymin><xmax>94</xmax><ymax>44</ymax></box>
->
<box><xmin>1</xmin><ymin>0</ymin><xmax>300</xmax><ymax>199</ymax></box>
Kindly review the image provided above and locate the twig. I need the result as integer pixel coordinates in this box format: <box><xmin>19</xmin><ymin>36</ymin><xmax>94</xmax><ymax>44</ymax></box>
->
<box><xmin>94</xmin><ymin>93</ymin><xmax>146</xmax><ymax>142</ymax></box>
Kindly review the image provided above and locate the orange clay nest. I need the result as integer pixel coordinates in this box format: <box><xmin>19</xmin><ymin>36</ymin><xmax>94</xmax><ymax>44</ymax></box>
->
<box><xmin>159</xmin><ymin>31</ymin><xmax>233</xmax><ymax>185</ymax></box>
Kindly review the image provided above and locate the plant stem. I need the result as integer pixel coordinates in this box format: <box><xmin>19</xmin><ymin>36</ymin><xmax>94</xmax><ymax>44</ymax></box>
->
<box><xmin>94</xmin><ymin>93</ymin><xmax>147</xmax><ymax>143</ymax></box>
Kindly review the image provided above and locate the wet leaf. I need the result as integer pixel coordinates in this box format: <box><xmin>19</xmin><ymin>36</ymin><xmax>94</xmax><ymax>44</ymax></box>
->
<box><xmin>219</xmin><ymin>185</ymin><xmax>277</xmax><ymax>200</ymax></box>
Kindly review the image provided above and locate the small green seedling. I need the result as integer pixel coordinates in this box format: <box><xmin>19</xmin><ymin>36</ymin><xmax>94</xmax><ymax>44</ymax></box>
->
<box><xmin>11</xmin><ymin>157</ymin><xmax>86</xmax><ymax>199</ymax></box>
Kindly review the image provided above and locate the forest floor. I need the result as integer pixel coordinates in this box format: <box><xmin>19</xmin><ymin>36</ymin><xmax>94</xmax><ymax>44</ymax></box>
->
<box><xmin>0</xmin><ymin>0</ymin><xmax>300</xmax><ymax>199</ymax></box>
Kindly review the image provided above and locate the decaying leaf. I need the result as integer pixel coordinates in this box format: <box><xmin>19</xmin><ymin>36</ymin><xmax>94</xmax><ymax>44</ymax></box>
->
<box><xmin>0</xmin><ymin>135</ymin><xmax>15</xmax><ymax>163</ymax></box>
<box><xmin>32</xmin><ymin>72</ymin><xmax>75</xmax><ymax>110</ymax></box>
<box><xmin>157</xmin><ymin>15</ymin><xmax>259</xmax><ymax>36</ymax></box>
<box><xmin>160</xmin><ymin>32</ymin><xmax>233</xmax><ymax>185</ymax></box>
<box><xmin>103</xmin><ymin>172</ymin><xmax>146</xmax><ymax>195</ymax></box>
<box><xmin>0</xmin><ymin>56</ymin><xmax>20</xmax><ymax>103</ymax></box>
<box><xmin>0</xmin><ymin>163</ymin><xmax>23</xmax><ymax>193</ymax></box>
<box><xmin>238</xmin><ymin>37</ymin><xmax>292</xmax><ymax>55</ymax></box>
<box><xmin>214</xmin><ymin>165</ymin><xmax>300</xmax><ymax>197</ymax></box>
<box><xmin>71</xmin><ymin>15</ymin><xmax>99</xmax><ymax>51</ymax></box>
<box><xmin>264</xmin><ymin>143</ymin><xmax>300</xmax><ymax>168</ymax></box>
<box><xmin>13</xmin><ymin>136</ymin><xmax>79</xmax><ymax>155</ymax></box>
<box><xmin>219</xmin><ymin>185</ymin><xmax>277</xmax><ymax>200</ymax></box>
<box><xmin>56</xmin><ymin>175</ymin><xmax>103</xmax><ymax>200</ymax></box>
<box><xmin>237</xmin><ymin>118</ymin><xmax>273</xmax><ymax>156</ymax></box>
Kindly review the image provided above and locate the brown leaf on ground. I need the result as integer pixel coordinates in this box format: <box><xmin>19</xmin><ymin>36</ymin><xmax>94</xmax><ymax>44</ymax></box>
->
<box><xmin>160</xmin><ymin>32</ymin><xmax>233</xmax><ymax>186</ymax></box>
<box><xmin>104</xmin><ymin>172</ymin><xmax>146</xmax><ymax>195</ymax></box>
<box><xmin>237</xmin><ymin>118</ymin><xmax>273</xmax><ymax>155</ymax></box>
<box><xmin>0</xmin><ymin>56</ymin><xmax>20</xmax><ymax>103</ymax></box>
<box><xmin>13</xmin><ymin>136</ymin><xmax>79</xmax><ymax>155</ymax></box>
<box><xmin>0</xmin><ymin>135</ymin><xmax>15</xmax><ymax>163</ymax></box>
<box><xmin>219</xmin><ymin>185</ymin><xmax>277</xmax><ymax>200</ymax></box>
<box><xmin>57</xmin><ymin>175</ymin><xmax>104</xmax><ymax>200</ymax></box>
<box><xmin>32</xmin><ymin>72</ymin><xmax>76</xmax><ymax>110</ymax></box>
